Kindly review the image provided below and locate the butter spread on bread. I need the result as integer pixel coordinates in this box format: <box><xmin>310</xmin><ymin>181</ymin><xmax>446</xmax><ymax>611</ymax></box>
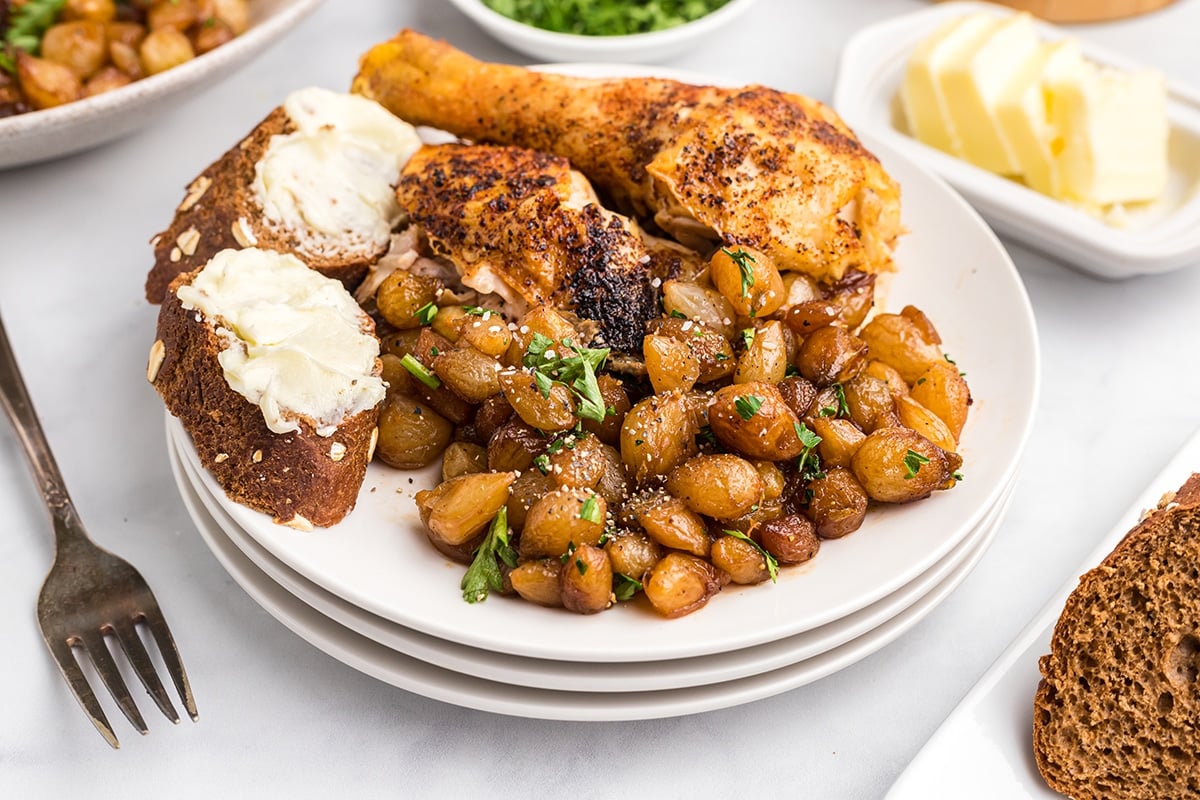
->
<box><xmin>153</xmin><ymin>248</ymin><xmax>385</xmax><ymax>527</ymax></box>
<box><xmin>145</xmin><ymin>88</ymin><xmax>421</xmax><ymax>304</ymax></box>
<box><xmin>252</xmin><ymin>87</ymin><xmax>421</xmax><ymax>259</ymax></box>
<box><xmin>176</xmin><ymin>248</ymin><xmax>386</xmax><ymax>437</ymax></box>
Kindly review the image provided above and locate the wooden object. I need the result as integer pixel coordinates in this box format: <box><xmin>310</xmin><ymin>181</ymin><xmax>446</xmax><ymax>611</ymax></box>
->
<box><xmin>988</xmin><ymin>0</ymin><xmax>1177</xmax><ymax>22</ymax></box>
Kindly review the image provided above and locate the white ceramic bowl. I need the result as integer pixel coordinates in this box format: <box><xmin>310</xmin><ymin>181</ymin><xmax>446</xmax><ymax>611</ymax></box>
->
<box><xmin>445</xmin><ymin>0</ymin><xmax>759</xmax><ymax>63</ymax></box>
<box><xmin>0</xmin><ymin>0</ymin><xmax>324</xmax><ymax>170</ymax></box>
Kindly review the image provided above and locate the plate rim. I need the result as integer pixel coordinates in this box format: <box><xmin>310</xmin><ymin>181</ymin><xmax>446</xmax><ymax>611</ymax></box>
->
<box><xmin>172</xmin><ymin>436</ymin><xmax>1010</xmax><ymax>720</ymax></box>
<box><xmin>172</xmin><ymin>423</ymin><xmax>1019</xmax><ymax>692</ymax></box>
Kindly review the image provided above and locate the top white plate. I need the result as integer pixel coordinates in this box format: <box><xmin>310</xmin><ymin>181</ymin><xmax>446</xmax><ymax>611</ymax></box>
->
<box><xmin>887</xmin><ymin>426</ymin><xmax>1200</xmax><ymax>799</ymax></box>
<box><xmin>834</xmin><ymin>1</ymin><xmax>1200</xmax><ymax>280</ymax></box>
<box><xmin>170</xmin><ymin>63</ymin><xmax>1039</xmax><ymax>663</ymax></box>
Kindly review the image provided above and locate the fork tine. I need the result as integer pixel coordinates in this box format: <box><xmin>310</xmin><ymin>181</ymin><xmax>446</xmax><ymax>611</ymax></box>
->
<box><xmin>111</xmin><ymin>620</ymin><xmax>179</xmax><ymax>724</ymax></box>
<box><xmin>138</xmin><ymin>607</ymin><xmax>198</xmax><ymax>721</ymax></box>
<box><xmin>80</xmin><ymin>632</ymin><xmax>148</xmax><ymax>736</ymax></box>
<box><xmin>45</xmin><ymin>637</ymin><xmax>119</xmax><ymax>749</ymax></box>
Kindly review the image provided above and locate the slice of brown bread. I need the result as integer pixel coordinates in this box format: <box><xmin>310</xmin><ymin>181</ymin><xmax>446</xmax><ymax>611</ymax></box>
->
<box><xmin>1034</xmin><ymin>473</ymin><xmax>1200</xmax><ymax>799</ymax></box>
<box><xmin>149</xmin><ymin>264</ymin><xmax>383</xmax><ymax>529</ymax></box>
<box><xmin>144</xmin><ymin>106</ymin><xmax>384</xmax><ymax>304</ymax></box>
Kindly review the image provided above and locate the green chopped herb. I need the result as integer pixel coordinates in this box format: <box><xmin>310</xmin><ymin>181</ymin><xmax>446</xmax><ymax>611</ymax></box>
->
<box><xmin>399</xmin><ymin>353</ymin><xmax>440</xmax><ymax>389</ymax></box>
<box><xmin>597</xmin><ymin>529</ymin><xmax>613</xmax><ymax>546</ymax></box>
<box><xmin>734</xmin><ymin>394</ymin><xmax>764</xmax><ymax>420</ymax></box>
<box><xmin>575</xmin><ymin>559</ymin><xmax>589</xmax><ymax>576</ymax></box>
<box><xmin>533</xmin><ymin>370</ymin><xmax>554</xmax><ymax>399</ymax></box>
<box><xmin>522</xmin><ymin>335</ymin><xmax>611</xmax><ymax>423</ymax></box>
<box><xmin>818</xmin><ymin>384</ymin><xmax>850</xmax><ymax>418</ymax></box>
<box><xmin>669</xmin><ymin>309</ymin><xmax>687</xmax><ymax>319</ymax></box>
<box><xmin>952</xmin><ymin>470</ymin><xmax>964</xmax><ymax>482</ymax></box>
<box><xmin>481</xmin><ymin>0</ymin><xmax>732</xmax><ymax>37</ymax></box>
<box><xmin>414</xmin><ymin>302</ymin><xmax>438</xmax><ymax>325</ymax></box>
<box><xmin>714</xmin><ymin>352</ymin><xmax>730</xmax><ymax>362</ymax></box>
<box><xmin>0</xmin><ymin>0</ymin><xmax>67</xmax><ymax>74</ymax></box>
<box><xmin>614</xmin><ymin>573</ymin><xmax>643</xmax><ymax>601</ymax></box>
<box><xmin>722</xmin><ymin>247</ymin><xmax>757</xmax><ymax>300</ymax></box>
<box><xmin>533</xmin><ymin>454</ymin><xmax>551</xmax><ymax>475</ymax></box>
<box><xmin>944</xmin><ymin>353</ymin><xmax>957</xmax><ymax>365</ymax></box>
<box><xmin>722</xmin><ymin>529</ymin><xmax>779</xmax><ymax>582</ymax></box>
<box><xmin>785</xmin><ymin>365</ymin><xmax>801</xmax><ymax>378</ymax></box>
<box><xmin>559</xmin><ymin>541</ymin><xmax>577</xmax><ymax>564</ymax></box>
<box><xmin>461</xmin><ymin>508</ymin><xmax>516</xmax><ymax>603</ymax></box>
<box><xmin>794</xmin><ymin>422</ymin><xmax>824</xmax><ymax>481</ymax></box>
<box><xmin>463</xmin><ymin>305</ymin><xmax>489</xmax><ymax>316</ymax></box>
<box><xmin>916</xmin><ymin>378</ymin><xmax>926</xmax><ymax>386</ymax></box>
<box><xmin>580</xmin><ymin>496</ymin><xmax>601</xmax><ymax>524</ymax></box>
<box><xmin>903</xmin><ymin>449</ymin><xmax>931</xmax><ymax>480</ymax></box>
<box><xmin>740</xmin><ymin>328</ymin><xmax>755</xmax><ymax>350</ymax></box>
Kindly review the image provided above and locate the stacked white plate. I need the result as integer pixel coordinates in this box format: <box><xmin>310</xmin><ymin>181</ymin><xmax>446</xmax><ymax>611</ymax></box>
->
<box><xmin>165</xmin><ymin>129</ymin><xmax>1040</xmax><ymax>721</ymax></box>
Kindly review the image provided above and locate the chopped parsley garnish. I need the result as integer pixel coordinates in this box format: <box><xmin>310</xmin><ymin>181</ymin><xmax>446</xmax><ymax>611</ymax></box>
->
<box><xmin>461</xmin><ymin>507</ymin><xmax>516</xmax><ymax>604</ymax></box>
<box><xmin>580</xmin><ymin>496</ymin><xmax>601</xmax><ymax>524</ymax></box>
<box><xmin>794</xmin><ymin>422</ymin><xmax>824</xmax><ymax>481</ymax></box>
<box><xmin>533</xmin><ymin>454</ymin><xmax>551</xmax><ymax>475</ymax></box>
<box><xmin>740</xmin><ymin>328</ymin><xmax>755</xmax><ymax>350</ymax></box>
<box><xmin>399</xmin><ymin>354</ymin><xmax>441</xmax><ymax>389</ymax></box>
<box><xmin>522</xmin><ymin>335</ymin><xmax>611</xmax><ymax>423</ymax></box>
<box><xmin>714</xmin><ymin>352</ymin><xmax>730</xmax><ymax>362</ymax></box>
<box><xmin>0</xmin><ymin>0</ymin><xmax>67</xmax><ymax>74</ymax></box>
<box><xmin>614</xmin><ymin>573</ymin><xmax>643</xmax><ymax>601</ymax></box>
<box><xmin>414</xmin><ymin>302</ymin><xmax>438</xmax><ymax>326</ymax></box>
<box><xmin>463</xmin><ymin>305</ymin><xmax>489</xmax><ymax>317</ymax></box>
<box><xmin>575</xmin><ymin>559</ymin><xmax>589</xmax><ymax>576</ymax></box>
<box><xmin>734</xmin><ymin>394</ymin><xmax>764</xmax><ymax>420</ymax></box>
<box><xmin>559</xmin><ymin>541</ymin><xmax>577</xmax><ymax>564</ymax></box>
<box><xmin>952</xmin><ymin>470</ymin><xmax>964</xmax><ymax>482</ymax></box>
<box><xmin>722</xmin><ymin>247</ymin><xmax>757</xmax><ymax>300</ymax></box>
<box><xmin>819</xmin><ymin>384</ymin><xmax>850</xmax><ymax>418</ymax></box>
<box><xmin>722</xmin><ymin>529</ymin><xmax>779</xmax><ymax>582</ymax></box>
<box><xmin>483</xmin><ymin>0</ymin><xmax>730</xmax><ymax>36</ymax></box>
<box><xmin>903</xmin><ymin>449</ymin><xmax>931</xmax><ymax>480</ymax></box>
<box><xmin>669</xmin><ymin>309</ymin><xmax>687</xmax><ymax>319</ymax></box>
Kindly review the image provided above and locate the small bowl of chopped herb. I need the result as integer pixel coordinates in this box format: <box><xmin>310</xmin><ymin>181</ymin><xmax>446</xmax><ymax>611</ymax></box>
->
<box><xmin>446</xmin><ymin>0</ymin><xmax>759</xmax><ymax>63</ymax></box>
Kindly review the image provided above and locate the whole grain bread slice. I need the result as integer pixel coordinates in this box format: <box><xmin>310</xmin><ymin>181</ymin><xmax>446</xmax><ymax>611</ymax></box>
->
<box><xmin>149</xmin><ymin>269</ymin><xmax>382</xmax><ymax>529</ymax></box>
<box><xmin>144</xmin><ymin>106</ymin><xmax>383</xmax><ymax>304</ymax></box>
<box><xmin>1034</xmin><ymin>473</ymin><xmax>1200</xmax><ymax>799</ymax></box>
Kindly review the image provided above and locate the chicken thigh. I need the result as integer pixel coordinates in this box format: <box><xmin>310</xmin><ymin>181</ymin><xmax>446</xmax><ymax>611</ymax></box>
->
<box><xmin>354</xmin><ymin>30</ymin><xmax>902</xmax><ymax>282</ymax></box>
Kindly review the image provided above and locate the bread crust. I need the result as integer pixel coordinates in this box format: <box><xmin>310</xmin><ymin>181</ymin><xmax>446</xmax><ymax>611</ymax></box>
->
<box><xmin>1033</xmin><ymin>474</ymin><xmax>1200</xmax><ymax>799</ymax></box>
<box><xmin>152</xmin><ymin>270</ymin><xmax>381</xmax><ymax>528</ymax></box>
<box><xmin>144</xmin><ymin>106</ymin><xmax>382</xmax><ymax>304</ymax></box>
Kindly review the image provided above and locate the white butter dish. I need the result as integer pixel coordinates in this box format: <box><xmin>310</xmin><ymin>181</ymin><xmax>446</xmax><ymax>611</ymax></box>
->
<box><xmin>834</xmin><ymin>1</ymin><xmax>1200</xmax><ymax>279</ymax></box>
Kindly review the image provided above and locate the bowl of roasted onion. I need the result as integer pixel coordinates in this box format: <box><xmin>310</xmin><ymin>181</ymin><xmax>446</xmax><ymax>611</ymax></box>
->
<box><xmin>0</xmin><ymin>0</ymin><xmax>323</xmax><ymax>169</ymax></box>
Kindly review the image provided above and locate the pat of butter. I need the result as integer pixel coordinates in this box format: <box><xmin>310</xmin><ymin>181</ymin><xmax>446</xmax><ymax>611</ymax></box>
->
<box><xmin>900</xmin><ymin>15</ymin><xmax>996</xmax><ymax>157</ymax></box>
<box><xmin>1050</xmin><ymin>64</ymin><xmax>1169</xmax><ymax>206</ymax></box>
<box><xmin>939</xmin><ymin>13</ymin><xmax>1040</xmax><ymax>175</ymax></box>
<box><xmin>253</xmin><ymin>87</ymin><xmax>421</xmax><ymax>259</ymax></box>
<box><xmin>177</xmin><ymin>248</ymin><xmax>386</xmax><ymax>438</ymax></box>
<box><xmin>995</xmin><ymin>40</ymin><xmax>1085</xmax><ymax>198</ymax></box>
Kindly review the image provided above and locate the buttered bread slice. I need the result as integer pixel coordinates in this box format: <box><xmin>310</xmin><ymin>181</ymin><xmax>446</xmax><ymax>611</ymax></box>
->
<box><xmin>151</xmin><ymin>247</ymin><xmax>386</xmax><ymax>528</ymax></box>
<box><xmin>145</xmin><ymin>87</ymin><xmax>421</xmax><ymax>303</ymax></box>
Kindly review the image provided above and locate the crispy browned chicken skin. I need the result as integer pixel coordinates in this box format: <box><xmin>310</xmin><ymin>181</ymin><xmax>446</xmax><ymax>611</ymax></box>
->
<box><xmin>398</xmin><ymin>143</ymin><xmax>691</xmax><ymax>352</ymax></box>
<box><xmin>354</xmin><ymin>30</ymin><xmax>902</xmax><ymax>282</ymax></box>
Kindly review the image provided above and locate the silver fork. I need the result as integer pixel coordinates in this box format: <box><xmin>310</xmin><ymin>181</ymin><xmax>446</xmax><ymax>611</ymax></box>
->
<box><xmin>0</xmin><ymin>313</ymin><xmax>197</xmax><ymax>748</ymax></box>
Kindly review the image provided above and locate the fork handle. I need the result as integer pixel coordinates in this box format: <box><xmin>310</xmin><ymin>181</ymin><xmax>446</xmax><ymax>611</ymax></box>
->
<box><xmin>0</xmin><ymin>313</ymin><xmax>87</xmax><ymax>545</ymax></box>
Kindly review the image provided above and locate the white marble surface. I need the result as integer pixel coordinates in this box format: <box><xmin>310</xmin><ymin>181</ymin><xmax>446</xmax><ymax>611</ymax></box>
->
<box><xmin>2</xmin><ymin>0</ymin><xmax>1200</xmax><ymax>797</ymax></box>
